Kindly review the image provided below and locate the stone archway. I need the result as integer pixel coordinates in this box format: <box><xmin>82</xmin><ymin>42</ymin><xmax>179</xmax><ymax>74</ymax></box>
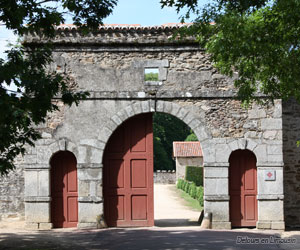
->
<box><xmin>100</xmin><ymin>100</ymin><xmax>213</xmax><ymax>227</ymax></box>
<box><xmin>100</xmin><ymin>100</ymin><xmax>212</xmax><ymax>164</ymax></box>
<box><xmin>24</xmin><ymin>138</ymin><xmax>79</xmax><ymax>230</ymax></box>
<box><xmin>23</xmin><ymin>99</ymin><xmax>285</xmax><ymax>230</ymax></box>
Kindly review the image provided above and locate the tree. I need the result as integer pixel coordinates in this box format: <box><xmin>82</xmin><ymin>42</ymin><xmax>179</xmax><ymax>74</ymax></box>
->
<box><xmin>161</xmin><ymin>0</ymin><xmax>300</xmax><ymax>105</ymax></box>
<box><xmin>0</xmin><ymin>0</ymin><xmax>117</xmax><ymax>174</ymax></box>
<box><xmin>153</xmin><ymin>136</ymin><xmax>173</xmax><ymax>171</ymax></box>
<box><xmin>185</xmin><ymin>131</ymin><xmax>198</xmax><ymax>141</ymax></box>
<box><xmin>153</xmin><ymin>113</ymin><xmax>191</xmax><ymax>170</ymax></box>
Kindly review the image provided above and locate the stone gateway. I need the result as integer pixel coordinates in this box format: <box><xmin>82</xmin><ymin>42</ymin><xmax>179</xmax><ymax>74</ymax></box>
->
<box><xmin>2</xmin><ymin>24</ymin><xmax>296</xmax><ymax>230</ymax></box>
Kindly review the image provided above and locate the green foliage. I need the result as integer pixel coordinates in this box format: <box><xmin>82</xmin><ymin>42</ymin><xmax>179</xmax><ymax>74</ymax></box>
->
<box><xmin>160</xmin><ymin>0</ymin><xmax>198</xmax><ymax>20</ymax></box>
<box><xmin>145</xmin><ymin>72</ymin><xmax>159</xmax><ymax>81</ymax></box>
<box><xmin>184</xmin><ymin>181</ymin><xmax>190</xmax><ymax>193</ymax></box>
<box><xmin>176</xmin><ymin>178</ymin><xmax>184</xmax><ymax>189</ymax></box>
<box><xmin>196</xmin><ymin>186</ymin><xmax>204</xmax><ymax>207</ymax></box>
<box><xmin>153</xmin><ymin>112</ymin><xmax>191</xmax><ymax>170</ymax></box>
<box><xmin>185</xmin><ymin>131</ymin><xmax>198</xmax><ymax>141</ymax></box>
<box><xmin>176</xmin><ymin>178</ymin><xmax>204</xmax><ymax>207</ymax></box>
<box><xmin>182</xmin><ymin>179</ymin><xmax>187</xmax><ymax>191</ymax></box>
<box><xmin>0</xmin><ymin>0</ymin><xmax>117</xmax><ymax>37</ymax></box>
<box><xmin>161</xmin><ymin>0</ymin><xmax>300</xmax><ymax>105</ymax></box>
<box><xmin>185</xmin><ymin>166</ymin><xmax>203</xmax><ymax>186</ymax></box>
<box><xmin>189</xmin><ymin>182</ymin><xmax>197</xmax><ymax>199</ymax></box>
<box><xmin>0</xmin><ymin>1</ymin><xmax>117</xmax><ymax>174</ymax></box>
<box><xmin>154</xmin><ymin>137</ymin><xmax>173</xmax><ymax>171</ymax></box>
<box><xmin>176</xmin><ymin>188</ymin><xmax>203</xmax><ymax>211</ymax></box>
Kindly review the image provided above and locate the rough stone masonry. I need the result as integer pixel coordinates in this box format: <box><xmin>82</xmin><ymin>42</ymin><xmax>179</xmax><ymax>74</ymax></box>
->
<box><xmin>0</xmin><ymin>24</ymin><xmax>294</xmax><ymax>230</ymax></box>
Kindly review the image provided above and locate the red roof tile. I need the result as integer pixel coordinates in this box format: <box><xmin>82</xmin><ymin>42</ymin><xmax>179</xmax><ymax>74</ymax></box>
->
<box><xmin>173</xmin><ymin>141</ymin><xmax>203</xmax><ymax>157</ymax></box>
<box><xmin>55</xmin><ymin>23</ymin><xmax>192</xmax><ymax>31</ymax></box>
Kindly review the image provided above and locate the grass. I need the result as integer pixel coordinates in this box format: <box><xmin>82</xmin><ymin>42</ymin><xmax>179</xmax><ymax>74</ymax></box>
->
<box><xmin>174</xmin><ymin>187</ymin><xmax>203</xmax><ymax>212</ymax></box>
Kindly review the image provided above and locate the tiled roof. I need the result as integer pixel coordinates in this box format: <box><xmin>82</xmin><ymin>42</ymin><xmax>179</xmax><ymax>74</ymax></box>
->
<box><xmin>55</xmin><ymin>23</ymin><xmax>192</xmax><ymax>31</ymax></box>
<box><xmin>24</xmin><ymin>23</ymin><xmax>197</xmax><ymax>45</ymax></box>
<box><xmin>173</xmin><ymin>141</ymin><xmax>203</xmax><ymax>157</ymax></box>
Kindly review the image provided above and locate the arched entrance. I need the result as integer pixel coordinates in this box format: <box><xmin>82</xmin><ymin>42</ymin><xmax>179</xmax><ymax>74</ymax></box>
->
<box><xmin>50</xmin><ymin>151</ymin><xmax>78</xmax><ymax>228</ymax></box>
<box><xmin>103</xmin><ymin>113</ymin><xmax>154</xmax><ymax>227</ymax></box>
<box><xmin>229</xmin><ymin>149</ymin><xmax>257</xmax><ymax>227</ymax></box>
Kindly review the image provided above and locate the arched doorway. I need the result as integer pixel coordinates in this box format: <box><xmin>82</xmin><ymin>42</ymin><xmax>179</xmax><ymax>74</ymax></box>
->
<box><xmin>103</xmin><ymin>113</ymin><xmax>154</xmax><ymax>227</ymax></box>
<box><xmin>50</xmin><ymin>151</ymin><xmax>78</xmax><ymax>228</ymax></box>
<box><xmin>229</xmin><ymin>149</ymin><xmax>257</xmax><ymax>227</ymax></box>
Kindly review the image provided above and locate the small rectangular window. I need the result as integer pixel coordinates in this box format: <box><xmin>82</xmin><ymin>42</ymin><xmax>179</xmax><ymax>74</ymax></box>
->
<box><xmin>144</xmin><ymin>68</ymin><xmax>159</xmax><ymax>81</ymax></box>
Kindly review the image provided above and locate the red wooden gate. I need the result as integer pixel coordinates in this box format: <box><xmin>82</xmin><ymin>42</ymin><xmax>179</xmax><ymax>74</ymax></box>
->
<box><xmin>51</xmin><ymin>151</ymin><xmax>78</xmax><ymax>228</ymax></box>
<box><xmin>229</xmin><ymin>150</ymin><xmax>257</xmax><ymax>227</ymax></box>
<box><xmin>104</xmin><ymin>113</ymin><xmax>154</xmax><ymax>227</ymax></box>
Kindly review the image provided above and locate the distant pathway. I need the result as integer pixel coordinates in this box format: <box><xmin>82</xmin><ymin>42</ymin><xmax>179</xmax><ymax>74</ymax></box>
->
<box><xmin>154</xmin><ymin>184</ymin><xmax>201</xmax><ymax>227</ymax></box>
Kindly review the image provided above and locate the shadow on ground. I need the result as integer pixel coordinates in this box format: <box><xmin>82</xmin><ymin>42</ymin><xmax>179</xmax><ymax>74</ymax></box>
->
<box><xmin>0</xmin><ymin>228</ymin><xmax>298</xmax><ymax>250</ymax></box>
<box><xmin>154</xmin><ymin>219</ymin><xmax>199</xmax><ymax>227</ymax></box>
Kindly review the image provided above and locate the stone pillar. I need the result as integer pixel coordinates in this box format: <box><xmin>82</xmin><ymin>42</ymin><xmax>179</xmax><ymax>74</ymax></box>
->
<box><xmin>204</xmin><ymin>165</ymin><xmax>231</xmax><ymax>229</ymax></box>
<box><xmin>24</xmin><ymin>167</ymin><xmax>52</xmax><ymax>230</ymax></box>
<box><xmin>256</xmin><ymin>165</ymin><xmax>285</xmax><ymax>230</ymax></box>
<box><xmin>77</xmin><ymin>164</ymin><xmax>103</xmax><ymax>229</ymax></box>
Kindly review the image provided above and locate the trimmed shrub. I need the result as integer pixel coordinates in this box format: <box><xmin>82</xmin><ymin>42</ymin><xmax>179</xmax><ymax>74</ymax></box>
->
<box><xmin>189</xmin><ymin>182</ymin><xmax>197</xmax><ymax>199</ymax></box>
<box><xmin>176</xmin><ymin>179</ymin><xmax>183</xmax><ymax>189</ymax></box>
<box><xmin>176</xmin><ymin>178</ymin><xmax>204</xmax><ymax>207</ymax></box>
<box><xmin>196</xmin><ymin>186</ymin><xmax>204</xmax><ymax>207</ymax></box>
<box><xmin>184</xmin><ymin>181</ymin><xmax>190</xmax><ymax>193</ymax></box>
<box><xmin>185</xmin><ymin>166</ymin><xmax>203</xmax><ymax>186</ymax></box>
<box><xmin>181</xmin><ymin>180</ymin><xmax>186</xmax><ymax>191</ymax></box>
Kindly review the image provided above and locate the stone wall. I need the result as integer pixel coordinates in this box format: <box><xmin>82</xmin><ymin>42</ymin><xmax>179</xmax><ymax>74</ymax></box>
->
<box><xmin>282</xmin><ymin>99</ymin><xmax>300</xmax><ymax>228</ymax></box>
<box><xmin>153</xmin><ymin>171</ymin><xmax>176</xmax><ymax>184</ymax></box>
<box><xmin>175</xmin><ymin>99</ymin><xmax>282</xmax><ymax>139</ymax></box>
<box><xmin>0</xmin><ymin>26</ymin><xmax>286</xmax><ymax>230</ymax></box>
<box><xmin>0</xmin><ymin>166</ymin><xmax>24</xmax><ymax>220</ymax></box>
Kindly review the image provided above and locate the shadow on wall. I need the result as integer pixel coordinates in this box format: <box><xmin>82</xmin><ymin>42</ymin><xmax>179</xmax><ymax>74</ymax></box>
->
<box><xmin>282</xmin><ymin>99</ymin><xmax>300</xmax><ymax>228</ymax></box>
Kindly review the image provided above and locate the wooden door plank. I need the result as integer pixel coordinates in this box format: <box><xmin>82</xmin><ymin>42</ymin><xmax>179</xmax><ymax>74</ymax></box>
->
<box><xmin>229</xmin><ymin>150</ymin><xmax>257</xmax><ymax>227</ymax></box>
<box><xmin>51</xmin><ymin>151</ymin><xmax>78</xmax><ymax>228</ymax></box>
<box><xmin>104</xmin><ymin>113</ymin><xmax>154</xmax><ymax>227</ymax></box>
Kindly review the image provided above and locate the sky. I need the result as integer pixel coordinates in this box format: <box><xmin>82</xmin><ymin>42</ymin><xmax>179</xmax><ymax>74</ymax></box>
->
<box><xmin>0</xmin><ymin>0</ymin><xmax>208</xmax><ymax>59</ymax></box>
<box><xmin>0</xmin><ymin>27</ymin><xmax>16</xmax><ymax>59</ymax></box>
<box><xmin>0</xmin><ymin>0</ymin><xmax>209</xmax><ymax>92</ymax></box>
<box><xmin>103</xmin><ymin>0</ymin><xmax>200</xmax><ymax>26</ymax></box>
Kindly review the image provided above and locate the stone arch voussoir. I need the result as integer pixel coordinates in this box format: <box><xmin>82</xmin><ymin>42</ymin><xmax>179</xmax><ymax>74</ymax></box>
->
<box><xmin>47</xmin><ymin>138</ymin><xmax>79</xmax><ymax>166</ymax></box>
<box><xmin>227</xmin><ymin>138</ymin><xmax>259</xmax><ymax>162</ymax></box>
<box><xmin>100</xmin><ymin>100</ymin><xmax>213</xmax><ymax>164</ymax></box>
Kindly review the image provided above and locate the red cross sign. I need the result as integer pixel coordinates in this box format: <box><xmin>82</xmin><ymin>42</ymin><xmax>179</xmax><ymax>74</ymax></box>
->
<box><xmin>265</xmin><ymin>170</ymin><xmax>276</xmax><ymax>181</ymax></box>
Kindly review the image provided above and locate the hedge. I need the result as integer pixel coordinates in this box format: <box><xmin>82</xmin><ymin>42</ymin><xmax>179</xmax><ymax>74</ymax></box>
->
<box><xmin>185</xmin><ymin>166</ymin><xmax>203</xmax><ymax>186</ymax></box>
<box><xmin>176</xmin><ymin>179</ymin><xmax>204</xmax><ymax>207</ymax></box>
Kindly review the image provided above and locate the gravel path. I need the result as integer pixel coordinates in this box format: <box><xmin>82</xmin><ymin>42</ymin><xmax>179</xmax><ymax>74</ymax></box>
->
<box><xmin>154</xmin><ymin>184</ymin><xmax>201</xmax><ymax>227</ymax></box>
<box><xmin>1</xmin><ymin>184</ymin><xmax>300</xmax><ymax>249</ymax></box>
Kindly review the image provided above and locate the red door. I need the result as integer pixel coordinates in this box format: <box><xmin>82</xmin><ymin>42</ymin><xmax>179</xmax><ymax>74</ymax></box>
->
<box><xmin>229</xmin><ymin>149</ymin><xmax>257</xmax><ymax>227</ymax></box>
<box><xmin>104</xmin><ymin>113</ymin><xmax>154</xmax><ymax>227</ymax></box>
<box><xmin>51</xmin><ymin>151</ymin><xmax>78</xmax><ymax>228</ymax></box>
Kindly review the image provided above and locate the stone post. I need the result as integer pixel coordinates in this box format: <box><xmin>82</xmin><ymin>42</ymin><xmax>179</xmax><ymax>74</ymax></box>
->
<box><xmin>204</xmin><ymin>164</ymin><xmax>231</xmax><ymax>229</ymax></box>
<box><xmin>24</xmin><ymin>167</ymin><xmax>52</xmax><ymax>230</ymax></box>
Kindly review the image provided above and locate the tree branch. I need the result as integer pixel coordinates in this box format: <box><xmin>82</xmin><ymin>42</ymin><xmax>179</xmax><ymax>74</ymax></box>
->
<box><xmin>36</xmin><ymin>0</ymin><xmax>57</xmax><ymax>5</ymax></box>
